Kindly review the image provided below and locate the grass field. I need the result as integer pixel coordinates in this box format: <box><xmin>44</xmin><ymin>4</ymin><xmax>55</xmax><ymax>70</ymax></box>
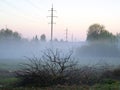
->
<box><xmin>1</xmin><ymin>59</ymin><xmax>120</xmax><ymax>90</ymax></box>
<box><xmin>0</xmin><ymin>84</ymin><xmax>120</xmax><ymax>90</ymax></box>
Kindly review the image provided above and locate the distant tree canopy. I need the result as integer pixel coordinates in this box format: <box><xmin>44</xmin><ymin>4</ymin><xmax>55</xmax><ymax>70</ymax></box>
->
<box><xmin>31</xmin><ymin>35</ymin><xmax>39</xmax><ymax>43</ymax></box>
<box><xmin>117</xmin><ymin>33</ymin><xmax>120</xmax><ymax>40</ymax></box>
<box><xmin>80</xmin><ymin>24</ymin><xmax>120</xmax><ymax>57</ymax></box>
<box><xmin>87</xmin><ymin>24</ymin><xmax>117</xmax><ymax>42</ymax></box>
<box><xmin>0</xmin><ymin>28</ymin><xmax>21</xmax><ymax>41</ymax></box>
<box><xmin>40</xmin><ymin>34</ymin><xmax>46</xmax><ymax>42</ymax></box>
<box><xmin>54</xmin><ymin>38</ymin><xmax>58</xmax><ymax>42</ymax></box>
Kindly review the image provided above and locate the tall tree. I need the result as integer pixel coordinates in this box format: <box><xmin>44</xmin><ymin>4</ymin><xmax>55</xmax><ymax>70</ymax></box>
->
<box><xmin>54</xmin><ymin>38</ymin><xmax>58</xmax><ymax>42</ymax></box>
<box><xmin>0</xmin><ymin>28</ymin><xmax>21</xmax><ymax>41</ymax></box>
<box><xmin>40</xmin><ymin>34</ymin><xmax>46</xmax><ymax>42</ymax></box>
<box><xmin>117</xmin><ymin>33</ymin><xmax>120</xmax><ymax>39</ymax></box>
<box><xmin>31</xmin><ymin>35</ymin><xmax>39</xmax><ymax>43</ymax></box>
<box><xmin>87</xmin><ymin>24</ymin><xmax>116</xmax><ymax>42</ymax></box>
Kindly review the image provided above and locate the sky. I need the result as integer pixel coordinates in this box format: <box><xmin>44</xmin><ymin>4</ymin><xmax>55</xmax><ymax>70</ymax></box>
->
<box><xmin>0</xmin><ymin>0</ymin><xmax>120</xmax><ymax>41</ymax></box>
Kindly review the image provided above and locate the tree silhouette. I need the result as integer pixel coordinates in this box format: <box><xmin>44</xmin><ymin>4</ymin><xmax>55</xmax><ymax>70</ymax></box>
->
<box><xmin>31</xmin><ymin>35</ymin><xmax>39</xmax><ymax>43</ymax></box>
<box><xmin>87</xmin><ymin>24</ymin><xmax>116</xmax><ymax>42</ymax></box>
<box><xmin>40</xmin><ymin>34</ymin><xmax>46</xmax><ymax>42</ymax></box>
<box><xmin>0</xmin><ymin>28</ymin><xmax>21</xmax><ymax>41</ymax></box>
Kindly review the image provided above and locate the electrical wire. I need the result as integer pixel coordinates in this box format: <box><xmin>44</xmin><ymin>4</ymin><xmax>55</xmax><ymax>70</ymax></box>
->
<box><xmin>0</xmin><ymin>0</ymin><xmax>41</xmax><ymax>23</ymax></box>
<box><xmin>24</xmin><ymin>0</ymin><xmax>41</xmax><ymax>12</ymax></box>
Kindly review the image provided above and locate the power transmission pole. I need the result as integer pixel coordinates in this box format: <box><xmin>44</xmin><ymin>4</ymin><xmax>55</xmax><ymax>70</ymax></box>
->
<box><xmin>48</xmin><ymin>4</ymin><xmax>57</xmax><ymax>41</ymax></box>
<box><xmin>71</xmin><ymin>33</ymin><xmax>73</xmax><ymax>42</ymax></box>
<box><xmin>65</xmin><ymin>28</ymin><xmax>68</xmax><ymax>42</ymax></box>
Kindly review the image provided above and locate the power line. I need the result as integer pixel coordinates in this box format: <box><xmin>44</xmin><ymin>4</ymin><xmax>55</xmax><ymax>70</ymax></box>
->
<box><xmin>0</xmin><ymin>0</ymin><xmax>41</xmax><ymax>23</ymax></box>
<box><xmin>25</xmin><ymin>0</ymin><xmax>41</xmax><ymax>11</ymax></box>
<box><xmin>48</xmin><ymin>4</ymin><xmax>57</xmax><ymax>41</ymax></box>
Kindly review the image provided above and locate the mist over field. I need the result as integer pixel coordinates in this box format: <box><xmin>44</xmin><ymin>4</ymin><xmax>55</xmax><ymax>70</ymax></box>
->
<box><xmin>0</xmin><ymin>41</ymin><xmax>84</xmax><ymax>59</ymax></box>
<box><xmin>0</xmin><ymin>22</ymin><xmax>120</xmax><ymax>90</ymax></box>
<box><xmin>1</xmin><ymin>0</ymin><xmax>120</xmax><ymax>89</ymax></box>
<box><xmin>0</xmin><ymin>40</ymin><xmax>120</xmax><ymax>66</ymax></box>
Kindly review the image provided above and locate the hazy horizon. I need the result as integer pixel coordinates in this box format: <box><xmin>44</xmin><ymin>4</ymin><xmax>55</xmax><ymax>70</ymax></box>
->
<box><xmin>0</xmin><ymin>0</ymin><xmax>120</xmax><ymax>41</ymax></box>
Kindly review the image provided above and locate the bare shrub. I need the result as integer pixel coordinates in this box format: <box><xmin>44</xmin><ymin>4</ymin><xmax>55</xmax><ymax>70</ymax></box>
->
<box><xmin>16</xmin><ymin>49</ymin><xmax>77</xmax><ymax>87</ymax></box>
<box><xmin>16</xmin><ymin>49</ymin><xmax>120</xmax><ymax>87</ymax></box>
<box><xmin>101</xmin><ymin>66</ymin><xmax>120</xmax><ymax>81</ymax></box>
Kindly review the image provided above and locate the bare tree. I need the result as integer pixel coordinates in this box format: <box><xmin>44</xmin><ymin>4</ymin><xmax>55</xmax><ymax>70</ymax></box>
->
<box><xmin>16</xmin><ymin>49</ymin><xmax>77</xmax><ymax>86</ymax></box>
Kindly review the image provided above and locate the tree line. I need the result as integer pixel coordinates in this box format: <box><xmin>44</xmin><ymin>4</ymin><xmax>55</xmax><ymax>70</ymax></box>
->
<box><xmin>0</xmin><ymin>23</ymin><xmax>120</xmax><ymax>43</ymax></box>
<box><xmin>87</xmin><ymin>23</ymin><xmax>119</xmax><ymax>43</ymax></box>
<box><xmin>0</xmin><ymin>28</ymin><xmax>47</xmax><ymax>43</ymax></box>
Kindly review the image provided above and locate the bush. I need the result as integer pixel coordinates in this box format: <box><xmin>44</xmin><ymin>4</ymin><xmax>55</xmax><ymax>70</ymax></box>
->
<box><xmin>16</xmin><ymin>49</ymin><xmax>78</xmax><ymax>87</ymax></box>
<box><xmin>101</xmin><ymin>67</ymin><xmax>120</xmax><ymax>81</ymax></box>
<box><xmin>15</xmin><ymin>49</ymin><xmax>120</xmax><ymax>87</ymax></box>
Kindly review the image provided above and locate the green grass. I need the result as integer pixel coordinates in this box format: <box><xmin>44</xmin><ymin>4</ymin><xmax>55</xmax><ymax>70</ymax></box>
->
<box><xmin>1</xmin><ymin>59</ymin><xmax>120</xmax><ymax>90</ymax></box>
<box><xmin>92</xmin><ymin>83</ymin><xmax>120</xmax><ymax>90</ymax></box>
<box><xmin>0</xmin><ymin>77</ymin><xmax>18</xmax><ymax>87</ymax></box>
<box><xmin>0</xmin><ymin>59</ymin><xmax>24</xmax><ymax>71</ymax></box>
<box><xmin>0</xmin><ymin>77</ymin><xmax>18</xmax><ymax>84</ymax></box>
<box><xmin>0</xmin><ymin>84</ymin><xmax>120</xmax><ymax>90</ymax></box>
<box><xmin>0</xmin><ymin>86</ymin><xmax>89</xmax><ymax>90</ymax></box>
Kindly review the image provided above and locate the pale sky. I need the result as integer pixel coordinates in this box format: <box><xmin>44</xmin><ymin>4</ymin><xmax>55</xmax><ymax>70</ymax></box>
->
<box><xmin>0</xmin><ymin>0</ymin><xmax>120</xmax><ymax>41</ymax></box>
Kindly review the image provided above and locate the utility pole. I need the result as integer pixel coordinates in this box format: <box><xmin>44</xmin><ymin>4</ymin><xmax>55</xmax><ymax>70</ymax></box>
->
<box><xmin>65</xmin><ymin>28</ymin><xmax>68</xmax><ymax>42</ymax></box>
<box><xmin>71</xmin><ymin>33</ymin><xmax>73</xmax><ymax>42</ymax></box>
<box><xmin>48</xmin><ymin>4</ymin><xmax>57</xmax><ymax>41</ymax></box>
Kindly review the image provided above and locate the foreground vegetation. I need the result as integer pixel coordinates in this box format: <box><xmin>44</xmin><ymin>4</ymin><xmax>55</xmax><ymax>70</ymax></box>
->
<box><xmin>0</xmin><ymin>49</ymin><xmax>120</xmax><ymax>90</ymax></box>
<box><xmin>0</xmin><ymin>83</ymin><xmax>120</xmax><ymax>90</ymax></box>
<box><xmin>1</xmin><ymin>63</ymin><xmax>120</xmax><ymax>90</ymax></box>
<box><xmin>0</xmin><ymin>44</ymin><xmax>119</xmax><ymax>90</ymax></box>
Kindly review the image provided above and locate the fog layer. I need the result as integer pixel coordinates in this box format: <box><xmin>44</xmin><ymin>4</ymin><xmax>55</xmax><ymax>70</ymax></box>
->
<box><xmin>0</xmin><ymin>40</ymin><xmax>120</xmax><ymax>65</ymax></box>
